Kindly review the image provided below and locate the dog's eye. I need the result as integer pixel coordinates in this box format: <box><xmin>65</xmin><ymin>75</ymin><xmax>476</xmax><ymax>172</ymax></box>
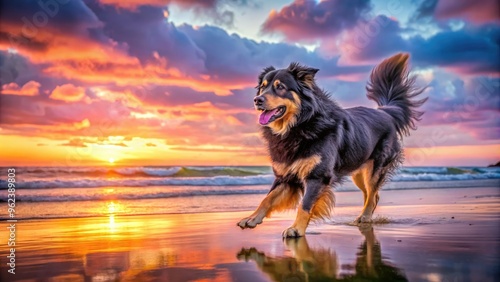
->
<box><xmin>276</xmin><ymin>84</ymin><xmax>285</xmax><ymax>90</ymax></box>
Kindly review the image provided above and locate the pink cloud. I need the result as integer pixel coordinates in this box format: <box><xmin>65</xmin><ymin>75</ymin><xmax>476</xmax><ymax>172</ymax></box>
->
<box><xmin>261</xmin><ymin>0</ymin><xmax>370</xmax><ymax>42</ymax></box>
<box><xmin>97</xmin><ymin>0</ymin><xmax>216</xmax><ymax>10</ymax></box>
<box><xmin>435</xmin><ymin>0</ymin><xmax>500</xmax><ymax>24</ymax></box>
<box><xmin>1</xmin><ymin>80</ymin><xmax>41</xmax><ymax>96</ymax></box>
<box><xmin>50</xmin><ymin>84</ymin><xmax>86</xmax><ymax>102</ymax></box>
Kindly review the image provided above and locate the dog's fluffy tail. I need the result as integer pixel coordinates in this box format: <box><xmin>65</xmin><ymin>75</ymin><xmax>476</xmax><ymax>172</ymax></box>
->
<box><xmin>366</xmin><ymin>53</ymin><xmax>428</xmax><ymax>137</ymax></box>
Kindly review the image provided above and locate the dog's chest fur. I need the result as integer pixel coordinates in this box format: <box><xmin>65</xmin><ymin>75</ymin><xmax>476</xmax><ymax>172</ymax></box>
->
<box><xmin>272</xmin><ymin>155</ymin><xmax>321</xmax><ymax>180</ymax></box>
<box><xmin>263</xmin><ymin>128</ymin><xmax>323</xmax><ymax>181</ymax></box>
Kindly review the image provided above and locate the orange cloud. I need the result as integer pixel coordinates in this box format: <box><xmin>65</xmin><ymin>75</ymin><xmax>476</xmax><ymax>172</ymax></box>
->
<box><xmin>43</xmin><ymin>59</ymin><xmax>253</xmax><ymax>96</ymax></box>
<box><xmin>1</xmin><ymin>80</ymin><xmax>41</xmax><ymax>96</ymax></box>
<box><xmin>1</xmin><ymin>14</ymin><xmax>255</xmax><ymax>96</ymax></box>
<box><xmin>61</xmin><ymin>138</ymin><xmax>88</xmax><ymax>147</ymax></box>
<box><xmin>74</xmin><ymin>118</ymin><xmax>91</xmax><ymax>129</ymax></box>
<box><xmin>50</xmin><ymin>84</ymin><xmax>86</xmax><ymax>102</ymax></box>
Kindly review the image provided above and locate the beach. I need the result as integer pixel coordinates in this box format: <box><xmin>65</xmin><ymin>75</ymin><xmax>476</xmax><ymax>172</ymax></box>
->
<box><xmin>1</xmin><ymin>186</ymin><xmax>499</xmax><ymax>281</ymax></box>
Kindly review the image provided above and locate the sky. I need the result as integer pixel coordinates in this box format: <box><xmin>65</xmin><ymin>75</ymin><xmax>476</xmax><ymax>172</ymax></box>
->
<box><xmin>0</xmin><ymin>0</ymin><xmax>498</xmax><ymax>167</ymax></box>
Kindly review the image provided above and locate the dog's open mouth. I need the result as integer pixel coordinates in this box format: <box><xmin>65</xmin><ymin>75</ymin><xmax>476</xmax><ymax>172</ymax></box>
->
<box><xmin>259</xmin><ymin>106</ymin><xmax>286</xmax><ymax>125</ymax></box>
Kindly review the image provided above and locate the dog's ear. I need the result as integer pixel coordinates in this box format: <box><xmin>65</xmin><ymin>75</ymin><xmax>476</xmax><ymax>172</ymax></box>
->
<box><xmin>288</xmin><ymin>62</ymin><xmax>319</xmax><ymax>89</ymax></box>
<box><xmin>257</xmin><ymin>66</ymin><xmax>276</xmax><ymax>86</ymax></box>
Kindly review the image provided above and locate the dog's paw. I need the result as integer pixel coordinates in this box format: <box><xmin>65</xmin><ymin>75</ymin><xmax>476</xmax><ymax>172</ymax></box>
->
<box><xmin>237</xmin><ymin>216</ymin><xmax>263</xmax><ymax>229</ymax></box>
<box><xmin>282</xmin><ymin>226</ymin><xmax>304</xmax><ymax>238</ymax></box>
<box><xmin>353</xmin><ymin>214</ymin><xmax>373</xmax><ymax>225</ymax></box>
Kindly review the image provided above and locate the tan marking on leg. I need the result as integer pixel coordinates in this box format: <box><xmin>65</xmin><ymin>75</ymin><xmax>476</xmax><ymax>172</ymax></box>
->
<box><xmin>352</xmin><ymin>169</ymin><xmax>367</xmax><ymax>205</ymax></box>
<box><xmin>273</xmin><ymin>154</ymin><xmax>321</xmax><ymax>180</ymax></box>
<box><xmin>282</xmin><ymin>207</ymin><xmax>311</xmax><ymax>237</ymax></box>
<box><xmin>351</xmin><ymin>173</ymin><xmax>366</xmax><ymax>205</ymax></box>
<box><xmin>354</xmin><ymin>160</ymin><xmax>381</xmax><ymax>223</ymax></box>
<box><xmin>238</xmin><ymin>184</ymin><xmax>300</xmax><ymax>229</ymax></box>
<box><xmin>310</xmin><ymin>188</ymin><xmax>335</xmax><ymax>221</ymax></box>
<box><xmin>266</xmin><ymin>186</ymin><xmax>302</xmax><ymax>216</ymax></box>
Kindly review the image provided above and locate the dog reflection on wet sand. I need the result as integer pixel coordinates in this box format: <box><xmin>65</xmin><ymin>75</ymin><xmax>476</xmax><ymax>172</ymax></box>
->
<box><xmin>237</xmin><ymin>226</ymin><xmax>407</xmax><ymax>282</ymax></box>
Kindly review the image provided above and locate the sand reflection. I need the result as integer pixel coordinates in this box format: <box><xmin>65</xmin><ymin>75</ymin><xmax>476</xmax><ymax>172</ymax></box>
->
<box><xmin>238</xmin><ymin>226</ymin><xmax>407</xmax><ymax>281</ymax></box>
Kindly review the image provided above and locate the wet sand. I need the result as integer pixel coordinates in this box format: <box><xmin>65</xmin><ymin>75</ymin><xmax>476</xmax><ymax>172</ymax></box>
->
<box><xmin>1</xmin><ymin>187</ymin><xmax>499</xmax><ymax>281</ymax></box>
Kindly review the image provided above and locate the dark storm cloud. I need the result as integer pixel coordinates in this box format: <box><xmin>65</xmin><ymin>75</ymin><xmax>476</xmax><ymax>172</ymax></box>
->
<box><xmin>180</xmin><ymin>24</ymin><xmax>371</xmax><ymax>82</ymax></box>
<box><xmin>343</xmin><ymin>16</ymin><xmax>499</xmax><ymax>75</ymax></box>
<box><xmin>84</xmin><ymin>2</ymin><xmax>206</xmax><ymax>74</ymax></box>
<box><xmin>0</xmin><ymin>0</ymin><xmax>102</xmax><ymax>50</ymax></box>
<box><xmin>410</xmin><ymin>24</ymin><xmax>500</xmax><ymax>75</ymax></box>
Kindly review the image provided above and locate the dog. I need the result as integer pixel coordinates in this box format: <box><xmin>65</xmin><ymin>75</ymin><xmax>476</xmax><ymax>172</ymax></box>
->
<box><xmin>237</xmin><ymin>53</ymin><xmax>427</xmax><ymax>237</ymax></box>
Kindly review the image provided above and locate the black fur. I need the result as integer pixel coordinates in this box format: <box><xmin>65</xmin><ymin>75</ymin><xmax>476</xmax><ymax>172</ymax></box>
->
<box><xmin>257</xmin><ymin>53</ymin><xmax>426</xmax><ymax>214</ymax></box>
<box><xmin>366</xmin><ymin>53</ymin><xmax>428</xmax><ymax>137</ymax></box>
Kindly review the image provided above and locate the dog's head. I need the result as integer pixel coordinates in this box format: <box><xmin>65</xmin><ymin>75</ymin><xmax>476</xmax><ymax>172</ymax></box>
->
<box><xmin>254</xmin><ymin>63</ymin><xmax>320</xmax><ymax>135</ymax></box>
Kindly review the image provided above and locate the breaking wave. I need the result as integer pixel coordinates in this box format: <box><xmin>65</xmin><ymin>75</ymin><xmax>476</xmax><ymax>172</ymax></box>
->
<box><xmin>1</xmin><ymin>166</ymin><xmax>498</xmax><ymax>190</ymax></box>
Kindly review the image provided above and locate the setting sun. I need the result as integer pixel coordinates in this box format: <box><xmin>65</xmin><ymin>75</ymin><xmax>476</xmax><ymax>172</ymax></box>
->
<box><xmin>108</xmin><ymin>158</ymin><xmax>115</xmax><ymax>164</ymax></box>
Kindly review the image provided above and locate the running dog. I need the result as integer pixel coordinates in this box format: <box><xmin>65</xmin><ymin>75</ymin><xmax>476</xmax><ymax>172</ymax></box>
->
<box><xmin>237</xmin><ymin>53</ymin><xmax>427</xmax><ymax>237</ymax></box>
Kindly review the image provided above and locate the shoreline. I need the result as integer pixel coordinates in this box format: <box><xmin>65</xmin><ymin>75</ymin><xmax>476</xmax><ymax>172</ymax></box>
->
<box><xmin>1</xmin><ymin>186</ymin><xmax>499</xmax><ymax>281</ymax></box>
<box><xmin>2</xmin><ymin>186</ymin><xmax>499</xmax><ymax>221</ymax></box>
<box><xmin>2</xmin><ymin>178</ymin><xmax>499</xmax><ymax>190</ymax></box>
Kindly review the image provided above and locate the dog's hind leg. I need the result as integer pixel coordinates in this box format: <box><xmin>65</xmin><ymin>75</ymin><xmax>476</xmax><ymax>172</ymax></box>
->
<box><xmin>238</xmin><ymin>181</ymin><xmax>302</xmax><ymax>229</ymax></box>
<box><xmin>354</xmin><ymin>160</ymin><xmax>384</xmax><ymax>223</ymax></box>
<box><xmin>352</xmin><ymin>171</ymin><xmax>368</xmax><ymax>206</ymax></box>
<box><xmin>354</xmin><ymin>153</ymin><xmax>401</xmax><ymax>223</ymax></box>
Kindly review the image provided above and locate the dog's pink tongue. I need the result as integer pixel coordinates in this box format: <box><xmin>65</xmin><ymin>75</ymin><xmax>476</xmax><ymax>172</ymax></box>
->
<box><xmin>259</xmin><ymin>109</ymin><xmax>279</xmax><ymax>125</ymax></box>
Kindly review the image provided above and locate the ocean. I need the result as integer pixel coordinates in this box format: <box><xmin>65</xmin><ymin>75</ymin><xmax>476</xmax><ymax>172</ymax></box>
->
<box><xmin>1</xmin><ymin>166</ymin><xmax>499</xmax><ymax>219</ymax></box>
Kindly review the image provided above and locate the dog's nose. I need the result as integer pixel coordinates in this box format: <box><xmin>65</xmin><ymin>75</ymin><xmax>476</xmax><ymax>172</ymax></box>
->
<box><xmin>254</xmin><ymin>96</ymin><xmax>265</xmax><ymax>105</ymax></box>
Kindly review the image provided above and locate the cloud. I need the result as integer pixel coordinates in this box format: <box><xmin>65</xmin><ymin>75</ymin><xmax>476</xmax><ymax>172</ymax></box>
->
<box><xmin>419</xmin><ymin>74</ymin><xmax>500</xmax><ymax>141</ymax></box>
<box><xmin>414</xmin><ymin>0</ymin><xmax>500</xmax><ymax>25</ymax></box>
<box><xmin>181</xmin><ymin>24</ymin><xmax>371</xmax><ymax>82</ymax></box>
<box><xmin>1</xmin><ymin>80</ymin><xmax>40</xmax><ymax>96</ymax></box>
<box><xmin>107</xmin><ymin>142</ymin><xmax>128</xmax><ymax>147</ymax></box>
<box><xmin>96</xmin><ymin>0</ymin><xmax>252</xmax><ymax>28</ymax></box>
<box><xmin>2</xmin><ymin>1</ymin><xmax>372</xmax><ymax>99</ymax></box>
<box><xmin>0</xmin><ymin>0</ymin><xmax>141</xmax><ymax>90</ymax></box>
<box><xmin>0</xmin><ymin>0</ymin><xmax>103</xmax><ymax>50</ymax></box>
<box><xmin>337</xmin><ymin>15</ymin><xmax>500</xmax><ymax>76</ymax></box>
<box><xmin>50</xmin><ymin>84</ymin><xmax>86</xmax><ymax>102</ymax></box>
<box><xmin>73</xmin><ymin>118</ymin><xmax>90</xmax><ymax>129</ymax></box>
<box><xmin>97</xmin><ymin>0</ymin><xmax>217</xmax><ymax>10</ymax></box>
<box><xmin>337</xmin><ymin>15</ymin><xmax>407</xmax><ymax>65</ymax></box>
<box><xmin>411</xmin><ymin>0</ymin><xmax>438</xmax><ymax>21</ymax></box>
<box><xmin>61</xmin><ymin>138</ymin><xmax>87</xmax><ymax>147</ymax></box>
<box><xmin>0</xmin><ymin>0</ymin><xmax>498</xmax><ymax>161</ymax></box>
<box><xmin>411</xmin><ymin>25</ymin><xmax>500</xmax><ymax>75</ymax></box>
<box><xmin>261</xmin><ymin>0</ymin><xmax>371</xmax><ymax>42</ymax></box>
<box><xmin>0</xmin><ymin>51</ymin><xmax>42</xmax><ymax>85</ymax></box>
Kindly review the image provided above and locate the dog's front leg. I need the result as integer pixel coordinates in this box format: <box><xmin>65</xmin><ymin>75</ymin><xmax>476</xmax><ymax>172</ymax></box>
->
<box><xmin>282</xmin><ymin>178</ymin><xmax>322</xmax><ymax>237</ymax></box>
<box><xmin>237</xmin><ymin>180</ymin><xmax>287</xmax><ymax>229</ymax></box>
